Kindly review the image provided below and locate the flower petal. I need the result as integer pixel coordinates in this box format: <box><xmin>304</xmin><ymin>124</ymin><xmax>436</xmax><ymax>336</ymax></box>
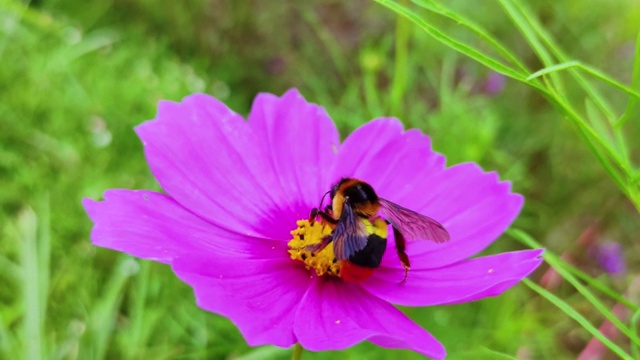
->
<box><xmin>294</xmin><ymin>279</ymin><xmax>446</xmax><ymax>359</ymax></box>
<box><xmin>363</xmin><ymin>249</ymin><xmax>543</xmax><ymax>306</ymax></box>
<box><xmin>248</xmin><ymin>89</ymin><xmax>341</xmax><ymax>214</ymax></box>
<box><xmin>379</xmin><ymin>163</ymin><xmax>524</xmax><ymax>269</ymax></box>
<box><xmin>171</xmin><ymin>254</ymin><xmax>311</xmax><ymax>347</ymax></box>
<box><xmin>135</xmin><ymin>93</ymin><xmax>300</xmax><ymax>240</ymax></box>
<box><xmin>83</xmin><ymin>190</ymin><xmax>286</xmax><ymax>262</ymax></box>
<box><xmin>330</xmin><ymin>118</ymin><xmax>446</xmax><ymax>197</ymax></box>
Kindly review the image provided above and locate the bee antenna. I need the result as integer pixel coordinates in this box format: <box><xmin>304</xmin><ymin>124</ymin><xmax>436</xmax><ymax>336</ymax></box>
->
<box><xmin>318</xmin><ymin>190</ymin><xmax>331</xmax><ymax>210</ymax></box>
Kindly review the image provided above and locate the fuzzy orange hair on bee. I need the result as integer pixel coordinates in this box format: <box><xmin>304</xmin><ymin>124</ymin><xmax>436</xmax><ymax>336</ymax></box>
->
<box><xmin>308</xmin><ymin>178</ymin><xmax>450</xmax><ymax>283</ymax></box>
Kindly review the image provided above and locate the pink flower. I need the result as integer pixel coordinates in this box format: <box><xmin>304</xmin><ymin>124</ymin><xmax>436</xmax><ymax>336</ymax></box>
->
<box><xmin>83</xmin><ymin>89</ymin><xmax>542</xmax><ymax>359</ymax></box>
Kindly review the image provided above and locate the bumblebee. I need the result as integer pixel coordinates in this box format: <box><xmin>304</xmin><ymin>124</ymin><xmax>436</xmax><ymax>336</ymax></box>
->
<box><xmin>308</xmin><ymin>178</ymin><xmax>450</xmax><ymax>283</ymax></box>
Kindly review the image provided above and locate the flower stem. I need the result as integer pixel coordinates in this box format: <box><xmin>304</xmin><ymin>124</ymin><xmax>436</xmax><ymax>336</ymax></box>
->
<box><xmin>291</xmin><ymin>343</ymin><xmax>304</xmax><ymax>360</ymax></box>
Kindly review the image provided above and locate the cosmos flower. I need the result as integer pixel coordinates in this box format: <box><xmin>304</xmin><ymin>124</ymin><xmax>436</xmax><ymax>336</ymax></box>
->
<box><xmin>83</xmin><ymin>89</ymin><xmax>542</xmax><ymax>359</ymax></box>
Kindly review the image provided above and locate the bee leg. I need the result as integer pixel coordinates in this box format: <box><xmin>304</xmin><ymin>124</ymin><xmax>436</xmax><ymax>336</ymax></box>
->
<box><xmin>309</xmin><ymin>208</ymin><xmax>319</xmax><ymax>223</ymax></box>
<box><xmin>305</xmin><ymin>235</ymin><xmax>333</xmax><ymax>253</ymax></box>
<box><xmin>392</xmin><ymin>227</ymin><xmax>411</xmax><ymax>284</ymax></box>
<box><xmin>317</xmin><ymin>210</ymin><xmax>338</xmax><ymax>225</ymax></box>
<box><xmin>309</xmin><ymin>207</ymin><xmax>338</xmax><ymax>225</ymax></box>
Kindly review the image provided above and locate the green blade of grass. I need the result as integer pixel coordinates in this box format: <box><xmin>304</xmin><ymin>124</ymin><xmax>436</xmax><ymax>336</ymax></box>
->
<box><xmin>502</xmin><ymin>0</ymin><xmax>618</xmax><ymax>121</ymax></box>
<box><xmin>121</xmin><ymin>260</ymin><xmax>152</xmax><ymax>358</ymax></box>
<box><xmin>374</xmin><ymin>0</ymin><xmax>635</xmax><ymax>203</ymax></box>
<box><xmin>477</xmin><ymin>347</ymin><xmax>520</xmax><ymax>360</ymax></box>
<box><xmin>542</xmin><ymin>86</ymin><xmax>631</xmax><ymax>175</ymax></box>
<box><xmin>527</xmin><ymin>61</ymin><xmax>640</xmax><ymax>100</ymax></box>
<box><xmin>373</xmin><ymin>0</ymin><xmax>530</xmax><ymax>83</ymax></box>
<box><xmin>80</xmin><ymin>256</ymin><xmax>137</xmax><ymax>360</ymax></box>
<box><xmin>616</xmin><ymin>30</ymin><xmax>640</xmax><ymax>128</ymax></box>
<box><xmin>411</xmin><ymin>0</ymin><xmax>530</xmax><ymax>75</ymax></box>
<box><xmin>389</xmin><ymin>0</ymin><xmax>410</xmax><ymax>118</ymax></box>
<box><xmin>585</xmin><ymin>100</ymin><xmax>617</xmax><ymax>151</ymax></box>
<box><xmin>36</xmin><ymin>196</ymin><xmax>51</xmax><ymax>354</ymax></box>
<box><xmin>498</xmin><ymin>0</ymin><xmax>640</xmax><ymax>179</ymax></box>
<box><xmin>509</xmin><ymin>229</ymin><xmax>638</xmax><ymax>311</ymax></box>
<box><xmin>500</xmin><ymin>0</ymin><xmax>640</xmax><ymax>188</ymax></box>
<box><xmin>632</xmin><ymin>307</ymin><xmax>640</xmax><ymax>359</ymax></box>
<box><xmin>584</xmin><ymin>98</ymin><xmax>632</xmax><ymax>168</ymax></box>
<box><xmin>503</xmin><ymin>0</ymin><xmax>640</xmax><ymax>178</ymax></box>
<box><xmin>523</xmin><ymin>279</ymin><xmax>633</xmax><ymax>360</ymax></box>
<box><xmin>572</xmin><ymin>118</ymin><xmax>630</xmax><ymax>199</ymax></box>
<box><xmin>496</xmin><ymin>0</ymin><xmax>564</xmax><ymax>93</ymax></box>
<box><xmin>562</xmin><ymin>260</ymin><xmax>638</xmax><ymax>312</ymax></box>
<box><xmin>18</xmin><ymin>207</ymin><xmax>43</xmax><ymax>360</ymax></box>
<box><xmin>526</xmin><ymin>61</ymin><xmax>580</xmax><ymax>81</ymax></box>
<box><xmin>510</xmin><ymin>229</ymin><xmax>640</xmax><ymax>347</ymax></box>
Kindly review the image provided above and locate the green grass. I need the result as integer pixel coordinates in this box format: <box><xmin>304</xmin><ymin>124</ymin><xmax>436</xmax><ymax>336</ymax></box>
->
<box><xmin>2</xmin><ymin>0</ymin><xmax>640</xmax><ymax>359</ymax></box>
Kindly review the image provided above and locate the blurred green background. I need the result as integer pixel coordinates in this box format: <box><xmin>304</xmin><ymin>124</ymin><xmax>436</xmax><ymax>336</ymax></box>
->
<box><xmin>2</xmin><ymin>0</ymin><xmax>639</xmax><ymax>359</ymax></box>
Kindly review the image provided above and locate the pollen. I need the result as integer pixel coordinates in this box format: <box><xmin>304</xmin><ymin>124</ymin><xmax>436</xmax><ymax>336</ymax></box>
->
<box><xmin>288</xmin><ymin>219</ymin><xmax>342</xmax><ymax>278</ymax></box>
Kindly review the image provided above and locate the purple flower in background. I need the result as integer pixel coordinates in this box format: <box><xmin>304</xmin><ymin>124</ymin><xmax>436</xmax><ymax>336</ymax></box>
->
<box><xmin>483</xmin><ymin>72</ymin><xmax>506</xmax><ymax>95</ymax></box>
<box><xmin>83</xmin><ymin>89</ymin><xmax>542</xmax><ymax>359</ymax></box>
<box><xmin>594</xmin><ymin>241</ymin><xmax>626</xmax><ymax>275</ymax></box>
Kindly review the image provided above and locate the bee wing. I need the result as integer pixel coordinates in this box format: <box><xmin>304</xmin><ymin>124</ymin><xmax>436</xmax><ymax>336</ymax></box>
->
<box><xmin>379</xmin><ymin>198</ymin><xmax>450</xmax><ymax>243</ymax></box>
<box><xmin>333</xmin><ymin>201</ymin><xmax>369</xmax><ymax>260</ymax></box>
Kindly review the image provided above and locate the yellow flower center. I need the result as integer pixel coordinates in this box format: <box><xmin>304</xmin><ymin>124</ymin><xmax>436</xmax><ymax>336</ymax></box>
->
<box><xmin>287</xmin><ymin>217</ymin><xmax>389</xmax><ymax>280</ymax></box>
<box><xmin>287</xmin><ymin>219</ymin><xmax>341</xmax><ymax>277</ymax></box>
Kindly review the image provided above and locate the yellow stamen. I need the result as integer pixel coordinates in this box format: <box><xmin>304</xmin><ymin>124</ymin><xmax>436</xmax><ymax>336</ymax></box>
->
<box><xmin>287</xmin><ymin>218</ymin><xmax>388</xmax><ymax>279</ymax></box>
<box><xmin>288</xmin><ymin>220</ymin><xmax>341</xmax><ymax>277</ymax></box>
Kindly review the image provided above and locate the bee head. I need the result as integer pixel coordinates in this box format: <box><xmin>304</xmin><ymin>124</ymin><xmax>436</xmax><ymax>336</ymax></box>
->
<box><xmin>331</xmin><ymin>178</ymin><xmax>351</xmax><ymax>199</ymax></box>
<box><xmin>331</xmin><ymin>178</ymin><xmax>378</xmax><ymax>204</ymax></box>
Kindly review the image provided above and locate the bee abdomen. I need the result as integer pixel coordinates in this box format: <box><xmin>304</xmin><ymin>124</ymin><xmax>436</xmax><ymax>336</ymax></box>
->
<box><xmin>347</xmin><ymin>234</ymin><xmax>387</xmax><ymax>268</ymax></box>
